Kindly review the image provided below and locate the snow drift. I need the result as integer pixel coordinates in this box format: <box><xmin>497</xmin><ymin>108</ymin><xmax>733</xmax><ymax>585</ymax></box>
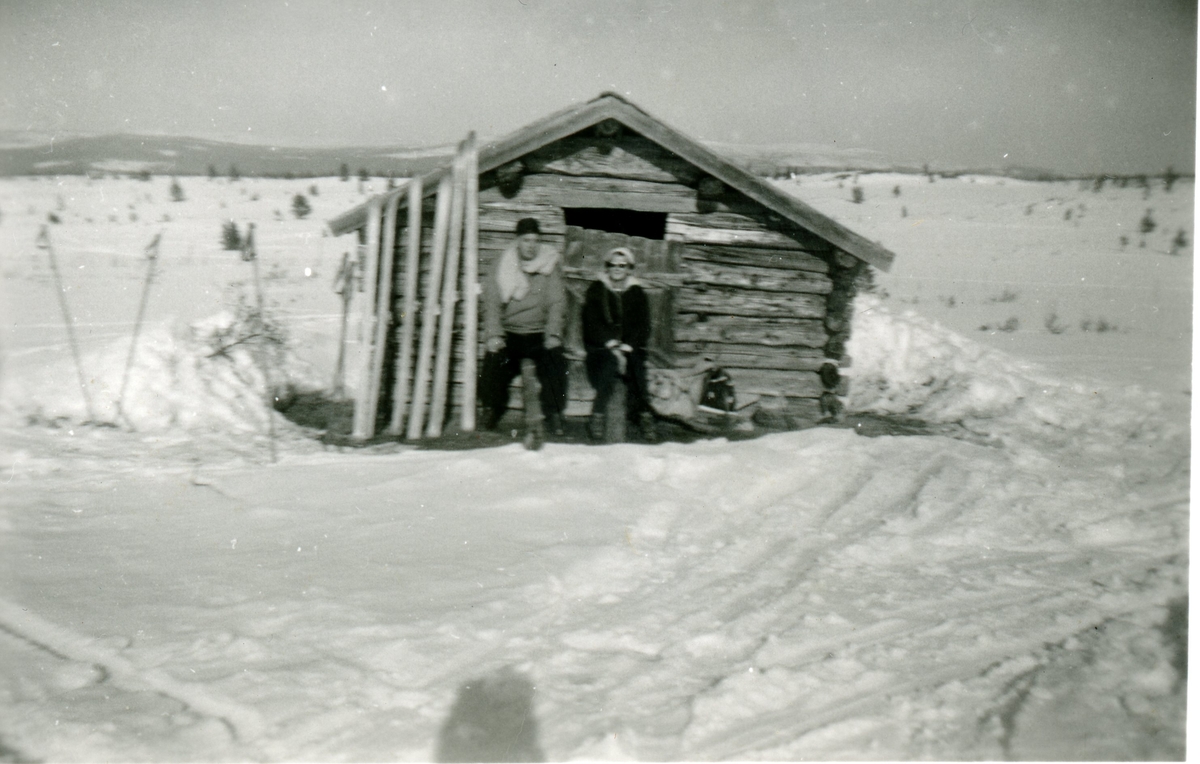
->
<box><xmin>1</xmin><ymin>310</ymin><xmax>317</xmax><ymax>435</ymax></box>
<box><xmin>846</xmin><ymin>294</ymin><xmax>1185</xmax><ymax>470</ymax></box>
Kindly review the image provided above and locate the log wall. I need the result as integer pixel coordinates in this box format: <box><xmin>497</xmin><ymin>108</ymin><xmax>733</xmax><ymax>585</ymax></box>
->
<box><xmin>375</xmin><ymin>128</ymin><xmax>863</xmax><ymax>431</ymax></box>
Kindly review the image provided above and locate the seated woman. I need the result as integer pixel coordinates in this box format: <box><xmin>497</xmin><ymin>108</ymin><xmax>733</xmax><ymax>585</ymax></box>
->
<box><xmin>581</xmin><ymin>247</ymin><xmax>658</xmax><ymax>443</ymax></box>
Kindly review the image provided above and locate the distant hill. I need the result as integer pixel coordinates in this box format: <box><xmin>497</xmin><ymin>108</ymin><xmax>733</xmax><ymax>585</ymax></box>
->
<box><xmin>707</xmin><ymin>141</ymin><xmax>920</xmax><ymax>176</ymax></box>
<box><xmin>0</xmin><ymin>132</ymin><xmax>457</xmax><ymax>178</ymax></box>
<box><xmin>0</xmin><ymin>131</ymin><xmax>1102</xmax><ymax>181</ymax></box>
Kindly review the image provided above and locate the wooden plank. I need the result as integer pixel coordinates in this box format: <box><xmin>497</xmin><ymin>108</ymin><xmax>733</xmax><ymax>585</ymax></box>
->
<box><xmin>479</xmin><ymin>173</ymin><xmax>717</xmax><ymax>214</ymax></box>
<box><xmin>682</xmin><ymin>244</ymin><xmax>829</xmax><ymax>273</ymax></box>
<box><xmin>677</xmin><ymin>286</ymin><xmax>826</xmax><ymax>319</ymax></box>
<box><xmin>673</xmin><ymin>343</ymin><xmax>827</xmax><ymax>372</ymax></box>
<box><xmin>667</xmin><ymin>211</ymin><xmax>829</xmax><ymax>250</ymax></box>
<box><xmin>478</xmin><ymin>202</ymin><xmax>567</xmax><ymax>235</ymax></box>
<box><xmin>428</xmin><ymin>145</ymin><xmax>469</xmax><ymax>437</ymax></box>
<box><xmin>668</xmin><ymin>223</ymin><xmax>808</xmax><ymax>249</ymax></box>
<box><xmin>363</xmin><ymin>194</ymin><xmax>400</xmax><ymax>434</ymax></box>
<box><xmin>485</xmin><ymin>173</ymin><xmax>697</xmax><ymax>200</ymax></box>
<box><xmin>753</xmin><ymin>396</ymin><xmax>824</xmax><ymax>430</ymax></box>
<box><xmin>561</xmin><ymin>227</ymin><xmax>681</xmax><ymax>274</ymax></box>
<box><xmin>386</xmin><ymin>177</ymin><xmax>424</xmax><ymax>435</ymax></box>
<box><xmin>350</xmin><ymin>198</ymin><xmax>383</xmax><ymax>440</ymax></box>
<box><xmin>722</xmin><ymin>368</ymin><xmax>824</xmax><ymax>398</ymax></box>
<box><xmin>407</xmin><ymin>174</ymin><xmax>453</xmax><ymax>440</ymax></box>
<box><xmin>460</xmin><ymin>133</ymin><xmax>480</xmax><ymax>432</ymax></box>
<box><xmin>519</xmin><ymin>135</ymin><xmax>700</xmax><ymax>184</ymax></box>
<box><xmin>681</xmin><ymin>260</ymin><xmax>832</xmax><ymax>293</ymax></box>
<box><xmin>478</xmin><ymin>229</ymin><xmax>565</xmax><ymax>253</ymax></box>
<box><xmin>562</xmin><ymin>266</ymin><xmax>684</xmax><ymax>289</ymax></box>
<box><xmin>674</xmin><ymin>314</ymin><xmax>828</xmax><ymax>348</ymax></box>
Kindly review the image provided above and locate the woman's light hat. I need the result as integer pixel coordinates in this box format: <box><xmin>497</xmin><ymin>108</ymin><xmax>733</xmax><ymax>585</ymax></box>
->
<box><xmin>604</xmin><ymin>247</ymin><xmax>635</xmax><ymax>266</ymax></box>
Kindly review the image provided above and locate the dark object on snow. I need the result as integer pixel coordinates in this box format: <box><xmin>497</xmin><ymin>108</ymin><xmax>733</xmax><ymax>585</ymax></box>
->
<box><xmin>435</xmin><ymin>668</ymin><xmax>545</xmax><ymax>762</ymax></box>
<box><xmin>699</xmin><ymin>367</ymin><xmax>736</xmax><ymax>413</ymax></box>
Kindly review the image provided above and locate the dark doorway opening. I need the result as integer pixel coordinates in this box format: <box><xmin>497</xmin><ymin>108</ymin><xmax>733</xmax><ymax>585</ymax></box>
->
<box><xmin>563</xmin><ymin>208</ymin><xmax>667</xmax><ymax>240</ymax></box>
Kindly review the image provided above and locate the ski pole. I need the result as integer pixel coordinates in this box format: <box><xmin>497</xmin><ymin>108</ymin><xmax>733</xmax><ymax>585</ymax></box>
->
<box><xmin>37</xmin><ymin>226</ymin><xmax>96</xmax><ymax>422</ymax></box>
<box><xmin>116</xmin><ymin>231</ymin><xmax>161</xmax><ymax>426</ymax></box>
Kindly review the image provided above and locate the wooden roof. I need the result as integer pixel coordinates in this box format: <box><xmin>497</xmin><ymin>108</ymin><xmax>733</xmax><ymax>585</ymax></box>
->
<box><xmin>327</xmin><ymin>92</ymin><xmax>895</xmax><ymax>271</ymax></box>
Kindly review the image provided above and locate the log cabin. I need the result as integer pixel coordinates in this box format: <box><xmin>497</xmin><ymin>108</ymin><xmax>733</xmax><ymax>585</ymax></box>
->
<box><xmin>327</xmin><ymin>92</ymin><xmax>896</xmax><ymax>438</ymax></box>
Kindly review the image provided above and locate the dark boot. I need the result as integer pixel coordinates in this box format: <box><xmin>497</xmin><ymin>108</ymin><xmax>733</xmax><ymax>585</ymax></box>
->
<box><xmin>544</xmin><ymin>412</ymin><xmax>564</xmax><ymax>437</ymax></box>
<box><xmin>639</xmin><ymin>411</ymin><xmax>660</xmax><ymax>444</ymax></box>
<box><xmin>587</xmin><ymin>412</ymin><xmax>606</xmax><ymax>443</ymax></box>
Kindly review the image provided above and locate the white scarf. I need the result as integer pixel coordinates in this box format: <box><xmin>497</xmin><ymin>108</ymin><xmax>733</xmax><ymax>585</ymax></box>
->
<box><xmin>496</xmin><ymin>244</ymin><xmax>559</xmax><ymax>303</ymax></box>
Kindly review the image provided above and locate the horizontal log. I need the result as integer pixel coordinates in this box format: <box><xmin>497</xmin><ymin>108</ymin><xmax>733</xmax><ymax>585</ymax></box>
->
<box><xmin>477</xmin><ymin>230</ymin><xmax>565</xmax><ymax>255</ymax></box>
<box><xmin>786</xmin><ymin>396</ymin><xmax>824</xmax><ymax>421</ymax></box>
<box><xmin>478</xmin><ymin>173</ymin><xmax>710</xmax><ymax>214</ymax></box>
<box><xmin>562</xmin><ymin>266</ymin><xmax>684</xmax><ymax>288</ymax></box>
<box><xmin>478</xmin><ymin>203</ymin><xmax>566</xmax><ymax>235</ymax></box>
<box><xmin>682</xmin><ymin>260</ymin><xmax>832</xmax><ymax>293</ymax></box>
<box><xmin>753</xmin><ymin>397</ymin><xmax>824</xmax><ymax>430</ymax></box>
<box><xmin>563</xmin><ymin>227</ymin><xmax>683</xmax><ymax>273</ymax></box>
<box><xmin>520</xmin><ymin>136</ymin><xmax>701</xmax><ymax>184</ymax></box>
<box><xmin>682</xmin><ymin>244</ymin><xmax>830</xmax><ymax>273</ymax></box>
<box><xmin>668</xmin><ymin>223</ymin><xmax>802</xmax><ymax>249</ymax></box>
<box><xmin>722</xmin><ymin>368</ymin><xmax>824</xmax><ymax>398</ymax></box>
<box><xmin>674</xmin><ymin>344</ymin><xmax>829</xmax><ymax>372</ymax></box>
<box><xmin>677</xmin><ymin>286</ymin><xmax>826</xmax><ymax>319</ymax></box>
<box><xmin>667</xmin><ymin>211</ymin><xmax>829</xmax><ymax>250</ymax></box>
<box><xmin>675</xmin><ymin>314</ymin><xmax>829</xmax><ymax>348</ymax></box>
<box><xmin>395</xmin><ymin>225</ymin><xmax>564</xmax><ymax>260</ymax></box>
<box><xmin>672</xmin><ymin>352</ymin><xmax>830</xmax><ymax>374</ymax></box>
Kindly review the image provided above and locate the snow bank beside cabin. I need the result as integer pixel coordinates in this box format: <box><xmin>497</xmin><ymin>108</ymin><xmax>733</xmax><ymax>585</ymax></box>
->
<box><xmin>0</xmin><ymin>312</ymin><xmax>318</xmax><ymax>434</ymax></box>
<box><xmin>846</xmin><ymin>294</ymin><xmax>1185</xmax><ymax>466</ymax></box>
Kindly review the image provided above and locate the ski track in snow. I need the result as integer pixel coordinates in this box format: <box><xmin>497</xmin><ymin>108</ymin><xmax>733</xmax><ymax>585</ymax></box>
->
<box><xmin>0</xmin><ymin>366</ymin><xmax>1188</xmax><ymax>761</ymax></box>
<box><xmin>0</xmin><ymin>175</ymin><xmax>1189</xmax><ymax>760</ymax></box>
<box><xmin>7</xmin><ymin>424</ymin><xmax>1182</xmax><ymax>760</ymax></box>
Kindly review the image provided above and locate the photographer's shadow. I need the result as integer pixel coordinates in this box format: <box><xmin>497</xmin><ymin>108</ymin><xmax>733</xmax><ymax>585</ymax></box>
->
<box><xmin>435</xmin><ymin>667</ymin><xmax>545</xmax><ymax>763</ymax></box>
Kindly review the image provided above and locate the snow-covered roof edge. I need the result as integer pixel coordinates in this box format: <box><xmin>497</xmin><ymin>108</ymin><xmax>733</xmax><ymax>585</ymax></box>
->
<box><xmin>327</xmin><ymin>92</ymin><xmax>896</xmax><ymax>271</ymax></box>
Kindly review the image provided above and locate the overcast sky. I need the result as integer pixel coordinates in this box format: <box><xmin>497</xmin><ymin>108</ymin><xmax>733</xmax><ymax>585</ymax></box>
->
<box><xmin>2</xmin><ymin>0</ymin><xmax>1195</xmax><ymax>174</ymax></box>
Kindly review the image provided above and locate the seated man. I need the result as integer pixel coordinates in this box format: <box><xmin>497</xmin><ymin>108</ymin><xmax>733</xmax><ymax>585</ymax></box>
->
<box><xmin>581</xmin><ymin>246</ymin><xmax>658</xmax><ymax>443</ymax></box>
<box><xmin>479</xmin><ymin>218</ymin><xmax>568</xmax><ymax>447</ymax></box>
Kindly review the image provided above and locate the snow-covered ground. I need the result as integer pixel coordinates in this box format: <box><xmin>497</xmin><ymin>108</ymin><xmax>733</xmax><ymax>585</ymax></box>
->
<box><xmin>0</xmin><ymin>173</ymin><xmax>1190</xmax><ymax>760</ymax></box>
